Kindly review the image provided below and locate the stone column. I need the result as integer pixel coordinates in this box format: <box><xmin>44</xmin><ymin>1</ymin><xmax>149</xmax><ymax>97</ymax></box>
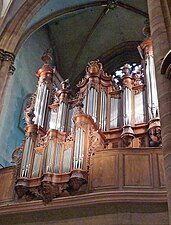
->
<box><xmin>0</xmin><ymin>49</ymin><xmax>15</xmax><ymax>111</ymax></box>
<box><xmin>147</xmin><ymin>0</ymin><xmax>171</xmax><ymax>223</ymax></box>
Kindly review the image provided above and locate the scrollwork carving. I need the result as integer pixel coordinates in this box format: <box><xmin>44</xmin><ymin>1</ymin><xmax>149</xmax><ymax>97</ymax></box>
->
<box><xmin>24</xmin><ymin>93</ymin><xmax>36</xmax><ymax>125</ymax></box>
<box><xmin>12</xmin><ymin>142</ymin><xmax>24</xmax><ymax>169</ymax></box>
<box><xmin>88</xmin><ymin>128</ymin><xmax>101</xmax><ymax>164</ymax></box>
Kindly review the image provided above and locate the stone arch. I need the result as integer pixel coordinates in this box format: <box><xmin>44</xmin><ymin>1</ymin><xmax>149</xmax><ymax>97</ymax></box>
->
<box><xmin>0</xmin><ymin>0</ymin><xmax>48</xmax><ymax>52</ymax></box>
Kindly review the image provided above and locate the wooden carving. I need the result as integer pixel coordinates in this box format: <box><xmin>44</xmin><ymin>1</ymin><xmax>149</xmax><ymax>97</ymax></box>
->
<box><xmin>24</xmin><ymin>93</ymin><xmax>36</xmax><ymax>125</ymax></box>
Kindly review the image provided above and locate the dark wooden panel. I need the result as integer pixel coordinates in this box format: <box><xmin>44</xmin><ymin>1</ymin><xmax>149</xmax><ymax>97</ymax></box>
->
<box><xmin>123</xmin><ymin>154</ymin><xmax>153</xmax><ymax>187</ymax></box>
<box><xmin>90</xmin><ymin>154</ymin><xmax>118</xmax><ymax>189</ymax></box>
<box><xmin>0</xmin><ymin>166</ymin><xmax>16</xmax><ymax>202</ymax></box>
<box><xmin>158</xmin><ymin>154</ymin><xmax>166</xmax><ymax>187</ymax></box>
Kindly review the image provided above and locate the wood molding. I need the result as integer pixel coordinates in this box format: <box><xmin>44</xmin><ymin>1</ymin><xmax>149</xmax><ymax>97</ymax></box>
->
<box><xmin>0</xmin><ymin>190</ymin><xmax>167</xmax><ymax>215</ymax></box>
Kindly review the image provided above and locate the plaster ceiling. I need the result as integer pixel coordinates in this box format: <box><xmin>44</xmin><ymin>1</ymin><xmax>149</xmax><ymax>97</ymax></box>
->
<box><xmin>27</xmin><ymin>0</ymin><xmax>148</xmax><ymax>87</ymax></box>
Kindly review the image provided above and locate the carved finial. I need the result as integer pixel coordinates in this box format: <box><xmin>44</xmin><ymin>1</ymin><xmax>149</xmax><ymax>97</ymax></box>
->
<box><xmin>76</xmin><ymin>96</ymin><xmax>84</xmax><ymax>114</ymax></box>
<box><xmin>86</xmin><ymin>59</ymin><xmax>102</xmax><ymax>74</ymax></box>
<box><xmin>123</xmin><ymin>64</ymin><xmax>131</xmax><ymax>75</ymax></box>
<box><xmin>41</xmin><ymin>49</ymin><xmax>53</xmax><ymax>65</ymax></box>
<box><xmin>134</xmin><ymin>65</ymin><xmax>144</xmax><ymax>86</ymax></box>
<box><xmin>61</xmin><ymin>79</ymin><xmax>70</xmax><ymax>89</ymax></box>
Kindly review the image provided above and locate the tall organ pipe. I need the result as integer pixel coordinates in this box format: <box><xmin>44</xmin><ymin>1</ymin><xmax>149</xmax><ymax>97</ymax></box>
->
<box><xmin>122</xmin><ymin>66</ymin><xmax>133</xmax><ymax>127</ymax></box>
<box><xmin>100</xmin><ymin>91</ymin><xmax>107</xmax><ymax>131</ymax></box>
<box><xmin>146</xmin><ymin>55</ymin><xmax>159</xmax><ymax>119</ymax></box>
<box><xmin>139</xmin><ymin>28</ymin><xmax>159</xmax><ymax>120</ymax></box>
<box><xmin>73</xmin><ymin>127</ymin><xmax>85</xmax><ymax>169</ymax></box>
<box><xmin>87</xmin><ymin>87</ymin><xmax>97</xmax><ymax>122</ymax></box>
<box><xmin>34</xmin><ymin>56</ymin><xmax>54</xmax><ymax>129</ymax></box>
<box><xmin>55</xmin><ymin>101</ymin><xmax>67</xmax><ymax>132</ymax></box>
<box><xmin>123</xmin><ymin>87</ymin><xmax>132</xmax><ymax>126</ymax></box>
<box><xmin>20</xmin><ymin>125</ymin><xmax>37</xmax><ymax>177</ymax></box>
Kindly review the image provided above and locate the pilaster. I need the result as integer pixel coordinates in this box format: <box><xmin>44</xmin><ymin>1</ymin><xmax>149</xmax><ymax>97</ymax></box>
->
<box><xmin>0</xmin><ymin>49</ymin><xmax>15</xmax><ymax>111</ymax></box>
<box><xmin>147</xmin><ymin>0</ymin><xmax>171</xmax><ymax>223</ymax></box>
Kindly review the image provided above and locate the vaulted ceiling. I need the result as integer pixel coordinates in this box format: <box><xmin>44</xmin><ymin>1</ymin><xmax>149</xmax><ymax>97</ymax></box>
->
<box><xmin>24</xmin><ymin>0</ymin><xmax>149</xmax><ymax>87</ymax></box>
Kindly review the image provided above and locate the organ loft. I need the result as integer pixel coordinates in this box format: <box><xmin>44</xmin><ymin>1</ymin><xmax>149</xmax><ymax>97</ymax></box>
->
<box><xmin>11</xmin><ymin>30</ymin><xmax>164</xmax><ymax>204</ymax></box>
<box><xmin>1</xmin><ymin>1</ymin><xmax>171</xmax><ymax>225</ymax></box>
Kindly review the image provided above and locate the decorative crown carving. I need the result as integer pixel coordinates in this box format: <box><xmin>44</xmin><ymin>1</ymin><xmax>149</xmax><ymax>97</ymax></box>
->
<box><xmin>41</xmin><ymin>49</ymin><xmax>53</xmax><ymax>65</ymax></box>
<box><xmin>86</xmin><ymin>59</ymin><xmax>102</xmax><ymax>74</ymax></box>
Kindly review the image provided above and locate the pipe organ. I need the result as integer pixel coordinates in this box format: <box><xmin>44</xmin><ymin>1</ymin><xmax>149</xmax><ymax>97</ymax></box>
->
<box><xmin>13</xmin><ymin>33</ymin><xmax>161</xmax><ymax>202</ymax></box>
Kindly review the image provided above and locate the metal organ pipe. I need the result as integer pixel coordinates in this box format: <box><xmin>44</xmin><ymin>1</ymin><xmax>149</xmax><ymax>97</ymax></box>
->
<box><xmin>44</xmin><ymin>139</ymin><xmax>54</xmax><ymax>173</ymax></box>
<box><xmin>37</xmin><ymin>83</ymin><xmax>46</xmax><ymax>126</ymax></box>
<box><xmin>34</xmin><ymin>84</ymin><xmax>41</xmax><ymax>124</ymax></box>
<box><xmin>32</xmin><ymin>152</ymin><xmax>42</xmax><ymax>177</ymax></box>
<box><xmin>87</xmin><ymin>87</ymin><xmax>97</xmax><ymax>122</ymax></box>
<box><xmin>62</xmin><ymin>147</ymin><xmax>72</xmax><ymax>173</ymax></box>
<box><xmin>88</xmin><ymin>88</ymin><xmax>93</xmax><ymax>117</ymax></box>
<box><xmin>134</xmin><ymin>91</ymin><xmax>145</xmax><ymax>123</ymax></box>
<box><xmin>110</xmin><ymin>98</ymin><xmax>120</xmax><ymax>128</ymax></box>
<box><xmin>48</xmin><ymin>110</ymin><xmax>58</xmax><ymax>130</ymax></box>
<box><xmin>67</xmin><ymin>106</ymin><xmax>76</xmax><ymax>133</ymax></box>
<box><xmin>54</xmin><ymin>143</ymin><xmax>62</xmax><ymax>173</ymax></box>
<box><xmin>74</xmin><ymin>127</ymin><xmax>85</xmax><ymax>169</ymax></box>
<box><xmin>123</xmin><ymin>87</ymin><xmax>132</xmax><ymax>126</ymax></box>
<box><xmin>104</xmin><ymin>92</ymin><xmax>107</xmax><ymax>131</ymax></box>
<box><xmin>41</xmin><ymin>89</ymin><xmax>49</xmax><ymax>126</ymax></box>
<box><xmin>34</xmin><ymin>83</ymin><xmax>43</xmax><ymax>125</ymax></box>
<box><xmin>61</xmin><ymin>102</ymin><xmax>67</xmax><ymax>132</ymax></box>
<box><xmin>55</xmin><ymin>101</ymin><xmax>67</xmax><ymax>132</ymax></box>
<box><xmin>34</xmin><ymin>82</ymin><xmax>49</xmax><ymax>128</ymax></box>
<box><xmin>139</xmin><ymin>30</ymin><xmax>159</xmax><ymax>120</ymax></box>
<box><xmin>74</xmin><ymin>127</ymin><xmax>79</xmax><ymax>168</ymax></box>
<box><xmin>92</xmin><ymin>88</ymin><xmax>96</xmax><ymax>121</ymax></box>
<box><xmin>99</xmin><ymin>91</ymin><xmax>107</xmax><ymax>131</ymax></box>
<box><xmin>146</xmin><ymin>56</ymin><xmax>159</xmax><ymax>119</ymax></box>
<box><xmin>79</xmin><ymin>128</ymin><xmax>85</xmax><ymax>169</ymax></box>
<box><xmin>20</xmin><ymin>137</ymin><xmax>34</xmax><ymax>177</ymax></box>
<box><xmin>39</xmin><ymin>84</ymin><xmax>48</xmax><ymax>127</ymax></box>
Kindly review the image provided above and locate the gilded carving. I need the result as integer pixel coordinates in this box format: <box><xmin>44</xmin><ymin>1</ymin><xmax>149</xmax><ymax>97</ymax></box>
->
<box><xmin>24</xmin><ymin>93</ymin><xmax>36</xmax><ymax>125</ymax></box>
<box><xmin>121</xmin><ymin>126</ymin><xmax>135</xmax><ymax>147</ymax></box>
<box><xmin>86</xmin><ymin>59</ymin><xmax>102</xmax><ymax>74</ymax></box>
<box><xmin>149</xmin><ymin>126</ymin><xmax>161</xmax><ymax>147</ymax></box>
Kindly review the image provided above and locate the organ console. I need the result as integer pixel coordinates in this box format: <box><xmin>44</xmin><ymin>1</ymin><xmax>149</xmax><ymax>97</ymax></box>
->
<box><xmin>13</xmin><ymin>32</ymin><xmax>161</xmax><ymax>203</ymax></box>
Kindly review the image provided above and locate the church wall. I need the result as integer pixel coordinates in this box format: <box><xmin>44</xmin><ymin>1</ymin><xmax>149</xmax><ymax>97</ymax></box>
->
<box><xmin>0</xmin><ymin>27</ymin><xmax>51</xmax><ymax>167</ymax></box>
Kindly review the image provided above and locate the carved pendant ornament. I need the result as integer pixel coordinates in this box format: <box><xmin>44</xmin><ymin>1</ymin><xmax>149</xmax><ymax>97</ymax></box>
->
<box><xmin>13</xmin><ymin>44</ymin><xmax>161</xmax><ymax>202</ymax></box>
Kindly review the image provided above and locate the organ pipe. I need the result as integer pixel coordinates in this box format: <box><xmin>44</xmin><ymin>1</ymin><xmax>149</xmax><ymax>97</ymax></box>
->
<box><xmin>20</xmin><ymin>124</ymin><xmax>37</xmax><ymax>177</ymax></box>
<box><xmin>14</xmin><ymin>54</ymin><xmax>161</xmax><ymax>202</ymax></box>
<box><xmin>138</xmin><ymin>24</ymin><xmax>159</xmax><ymax>120</ymax></box>
<box><xmin>73</xmin><ymin>126</ymin><xmax>85</xmax><ymax>169</ymax></box>
<box><xmin>44</xmin><ymin>139</ymin><xmax>55</xmax><ymax>173</ymax></box>
<box><xmin>99</xmin><ymin>90</ymin><xmax>107</xmax><ymax>131</ymax></box>
<box><xmin>138</xmin><ymin>24</ymin><xmax>161</xmax><ymax>146</ymax></box>
<box><xmin>33</xmin><ymin>50</ymin><xmax>54</xmax><ymax>129</ymax></box>
<box><xmin>54</xmin><ymin>143</ymin><xmax>62</xmax><ymax>173</ymax></box>
<box><xmin>32</xmin><ymin>152</ymin><xmax>42</xmax><ymax>177</ymax></box>
<box><xmin>122</xmin><ymin>65</ymin><xmax>132</xmax><ymax>126</ymax></box>
<box><xmin>110</xmin><ymin>97</ymin><xmax>121</xmax><ymax>128</ymax></box>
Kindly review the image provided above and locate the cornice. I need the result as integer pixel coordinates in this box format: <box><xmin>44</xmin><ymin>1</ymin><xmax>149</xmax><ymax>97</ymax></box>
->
<box><xmin>0</xmin><ymin>190</ymin><xmax>167</xmax><ymax>215</ymax></box>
